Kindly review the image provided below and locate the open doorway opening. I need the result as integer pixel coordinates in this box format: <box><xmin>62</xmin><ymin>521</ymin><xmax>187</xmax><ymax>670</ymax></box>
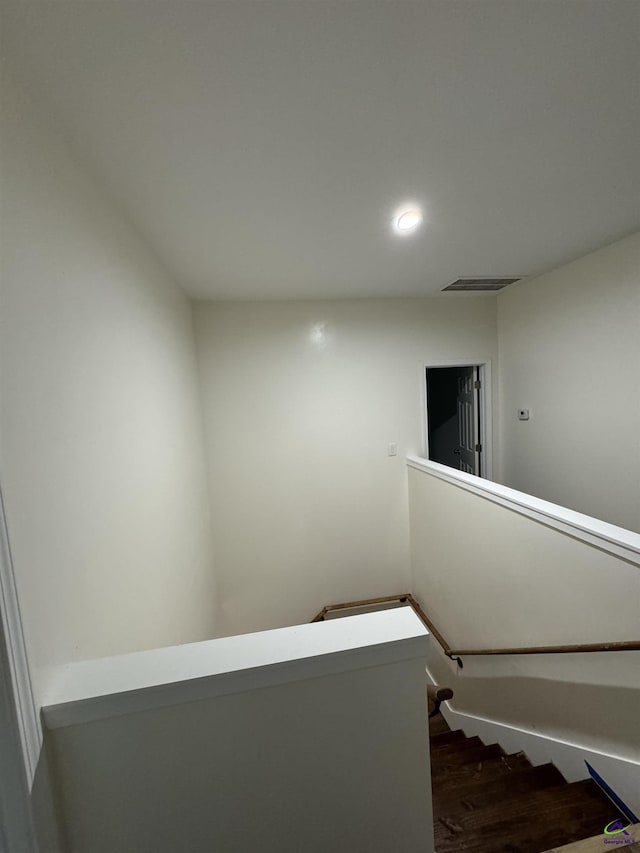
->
<box><xmin>425</xmin><ymin>364</ymin><xmax>490</xmax><ymax>478</ymax></box>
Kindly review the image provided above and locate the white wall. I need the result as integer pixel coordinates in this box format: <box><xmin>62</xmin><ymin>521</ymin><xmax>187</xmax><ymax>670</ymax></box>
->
<box><xmin>409</xmin><ymin>463</ymin><xmax>640</xmax><ymax>810</ymax></box>
<box><xmin>409</xmin><ymin>465</ymin><xmax>640</xmax><ymax>650</ymax></box>
<box><xmin>0</xmin><ymin>77</ymin><xmax>218</xmax><ymax>709</ymax></box>
<box><xmin>498</xmin><ymin>233</ymin><xmax>640</xmax><ymax>533</ymax></box>
<box><xmin>194</xmin><ymin>297</ymin><xmax>498</xmax><ymax>636</ymax></box>
<box><xmin>43</xmin><ymin>611</ymin><xmax>433</xmax><ymax>853</ymax></box>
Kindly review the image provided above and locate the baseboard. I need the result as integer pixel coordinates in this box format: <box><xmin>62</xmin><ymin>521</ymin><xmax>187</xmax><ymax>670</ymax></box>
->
<box><xmin>426</xmin><ymin>668</ymin><xmax>640</xmax><ymax>820</ymax></box>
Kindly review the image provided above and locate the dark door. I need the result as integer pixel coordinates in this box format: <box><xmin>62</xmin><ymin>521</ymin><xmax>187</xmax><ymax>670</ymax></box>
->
<box><xmin>455</xmin><ymin>366</ymin><xmax>480</xmax><ymax>474</ymax></box>
<box><xmin>426</xmin><ymin>366</ymin><xmax>481</xmax><ymax>475</ymax></box>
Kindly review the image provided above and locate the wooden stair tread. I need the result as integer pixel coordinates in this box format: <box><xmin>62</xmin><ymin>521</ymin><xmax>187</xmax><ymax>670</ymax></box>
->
<box><xmin>426</xmin><ymin>694</ymin><xmax>625</xmax><ymax>853</ymax></box>
<box><xmin>431</xmin><ymin>742</ymin><xmax>505</xmax><ymax>771</ymax></box>
<box><xmin>433</xmin><ymin>779</ymin><xmax>622</xmax><ymax>853</ymax></box>
<box><xmin>543</xmin><ymin>823</ymin><xmax>640</xmax><ymax>852</ymax></box>
<box><xmin>432</xmin><ymin>763</ymin><xmax>566</xmax><ymax>811</ymax></box>
<box><xmin>431</xmin><ymin>751</ymin><xmax>532</xmax><ymax>792</ymax></box>
<box><xmin>436</xmin><ymin>777</ymin><xmax>604</xmax><ymax>822</ymax></box>
<box><xmin>430</xmin><ymin>729</ymin><xmax>466</xmax><ymax>747</ymax></box>
<box><xmin>431</xmin><ymin>735</ymin><xmax>484</xmax><ymax>754</ymax></box>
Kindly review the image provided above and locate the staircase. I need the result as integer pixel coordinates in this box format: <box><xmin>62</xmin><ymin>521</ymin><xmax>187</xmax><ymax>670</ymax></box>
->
<box><xmin>312</xmin><ymin>599</ymin><xmax>635</xmax><ymax>851</ymax></box>
<box><xmin>429</xmin><ymin>711</ymin><xmax>629</xmax><ymax>853</ymax></box>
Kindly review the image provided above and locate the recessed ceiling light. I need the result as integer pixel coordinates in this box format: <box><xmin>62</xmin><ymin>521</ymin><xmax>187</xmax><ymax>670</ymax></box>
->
<box><xmin>393</xmin><ymin>206</ymin><xmax>423</xmax><ymax>234</ymax></box>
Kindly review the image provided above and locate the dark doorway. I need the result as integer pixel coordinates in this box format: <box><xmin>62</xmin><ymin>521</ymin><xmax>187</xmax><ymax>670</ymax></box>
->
<box><xmin>426</xmin><ymin>366</ymin><xmax>482</xmax><ymax>475</ymax></box>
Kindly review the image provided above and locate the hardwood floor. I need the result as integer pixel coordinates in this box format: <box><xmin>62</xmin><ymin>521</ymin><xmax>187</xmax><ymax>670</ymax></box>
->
<box><xmin>429</xmin><ymin>711</ymin><xmax>627</xmax><ymax>853</ymax></box>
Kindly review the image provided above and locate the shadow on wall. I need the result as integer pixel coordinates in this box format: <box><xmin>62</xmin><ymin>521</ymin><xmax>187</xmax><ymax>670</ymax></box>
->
<box><xmin>453</xmin><ymin>677</ymin><xmax>639</xmax><ymax>758</ymax></box>
<box><xmin>30</xmin><ymin>744</ymin><xmax>66</xmax><ymax>853</ymax></box>
<box><xmin>428</xmin><ymin>642</ymin><xmax>640</xmax><ymax>761</ymax></box>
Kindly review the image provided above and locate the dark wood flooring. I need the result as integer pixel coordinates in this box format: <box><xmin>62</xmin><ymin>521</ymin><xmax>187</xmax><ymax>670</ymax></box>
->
<box><xmin>429</xmin><ymin>711</ymin><xmax>625</xmax><ymax>853</ymax></box>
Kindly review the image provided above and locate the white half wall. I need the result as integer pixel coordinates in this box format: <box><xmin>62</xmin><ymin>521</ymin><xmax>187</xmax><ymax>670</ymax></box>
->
<box><xmin>0</xmin><ymin>75</ymin><xmax>218</xmax><ymax>711</ymax></box>
<box><xmin>410</xmin><ymin>462</ymin><xmax>640</xmax><ymax>814</ymax></box>
<box><xmin>408</xmin><ymin>463</ymin><xmax>640</xmax><ymax>650</ymax></box>
<box><xmin>194</xmin><ymin>297</ymin><xmax>498</xmax><ymax>636</ymax></box>
<box><xmin>497</xmin><ymin>232</ymin><xmax>640</xmax><ymax>533</ymax></box>
<box><xmin>43</xmin><ymin>610</ymin><xmax>433</xmax><ymax>853</ymax></box>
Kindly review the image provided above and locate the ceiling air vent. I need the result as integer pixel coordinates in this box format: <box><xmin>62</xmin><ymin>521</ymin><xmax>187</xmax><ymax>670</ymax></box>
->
<box><xmin>442</xmin><ymin>277</ymin><xmax>521</xmax><ymax>292</ymax></box>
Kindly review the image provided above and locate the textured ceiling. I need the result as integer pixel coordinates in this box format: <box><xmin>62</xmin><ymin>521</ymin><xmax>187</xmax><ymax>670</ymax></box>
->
<box><xmin>2</xmin><ymin>0</ymin><xmax>639</xmax><ymax>299</ymax></box>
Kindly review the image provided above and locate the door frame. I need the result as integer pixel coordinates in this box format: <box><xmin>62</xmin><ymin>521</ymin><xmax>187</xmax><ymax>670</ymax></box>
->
<box><xmin>0</xmin><ymin>481</ymin><xmax>39</xmax><ymax>852</ymax></box>
<box><xmin>422</xmin><ymin>359</ymin><xmax>493</xmax><ymax>480</ymax></box>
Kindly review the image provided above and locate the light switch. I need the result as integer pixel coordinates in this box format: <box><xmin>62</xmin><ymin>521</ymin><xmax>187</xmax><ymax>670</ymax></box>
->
<box><xmin>518</xmin><ymin>409</ymin><xmax>530</xmax><ymax>421</ymax></box>
<box><xmin>388</xmin><ymin>442</ymin><xmax>398</xmax><ymax>457</ymax></box>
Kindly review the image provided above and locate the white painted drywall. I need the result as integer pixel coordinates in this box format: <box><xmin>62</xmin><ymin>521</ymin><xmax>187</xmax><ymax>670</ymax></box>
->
<box><xmin>408</xmin><ymin>466</ymin><xmax>640</xmax><ymax>649</ymax></box>
<box><xmin>497</xmin><ymin>232</ymin><xmax>640</xmax><ymax>533</ymax></box>
<box><xmin>42</xmin><ymin>607</ymin><xmax>428</xmax><ymax>726</ymax></box>
<box><xmin>3</xmin><ymin>1</ymin><xmax>639</xmax><ymax>302</ymax></box>
<box><xmin>409</xmin><ymin>463</ymin><xmax>640</xmax><ymax>807</ymax></box>
<box><xmin>0</xmin><ymin>76</ymin><xmax>218</xmax><ymax>711</ymax></box>
<box><xmin>44</xmin><ymin>612</ymin><xmax>433</xmax><ymax>853</ymax></box>
<box><xmin>193</xmin><ymin>297</ymin><xmax>498</xmax><ymax>637</ymax></box>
